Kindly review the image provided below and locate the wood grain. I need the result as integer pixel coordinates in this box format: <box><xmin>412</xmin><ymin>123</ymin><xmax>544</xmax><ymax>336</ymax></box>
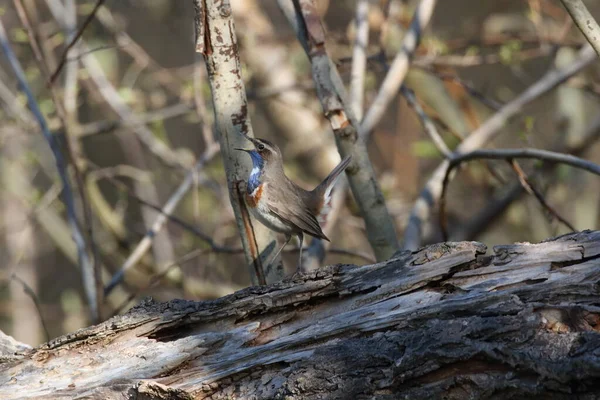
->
<box><xmin>2</xmin><ymin>231</ymin><xmax>600</xmax><ymax>399</ymax></box>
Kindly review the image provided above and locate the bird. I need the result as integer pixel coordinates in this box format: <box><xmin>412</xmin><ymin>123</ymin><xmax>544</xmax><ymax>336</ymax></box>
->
<box><xmin>236</xmin><ymin>137</ymin><xmax>352</xmax><ymax>273</ymax></box>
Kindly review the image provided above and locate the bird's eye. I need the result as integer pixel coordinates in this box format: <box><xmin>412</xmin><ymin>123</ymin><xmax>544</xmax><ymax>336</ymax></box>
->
<box><xmin>257</xmin><ymin>143</ymin><xmax>265</xmax><ymax>151</ymax></box>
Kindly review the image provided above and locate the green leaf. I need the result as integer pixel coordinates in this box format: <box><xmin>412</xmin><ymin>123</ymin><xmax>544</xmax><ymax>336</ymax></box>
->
<box><xmin>412</xmin><ymin>140</ymin><xmax>443</xmax><ymax>159</ymax></box>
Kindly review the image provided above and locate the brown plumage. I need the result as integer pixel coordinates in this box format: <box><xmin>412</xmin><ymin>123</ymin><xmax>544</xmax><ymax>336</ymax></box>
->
<box><xmin>236</xmin><ymin>137</ymin><xmax>351</xmax><ymax>273</ymax></box>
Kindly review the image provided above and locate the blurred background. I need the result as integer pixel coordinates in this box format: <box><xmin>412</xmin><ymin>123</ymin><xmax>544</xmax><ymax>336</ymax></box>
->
<box><xmin>1</xmin><ymin>0</ymin><xmax>599</xmax><ymax>346</ymax></box>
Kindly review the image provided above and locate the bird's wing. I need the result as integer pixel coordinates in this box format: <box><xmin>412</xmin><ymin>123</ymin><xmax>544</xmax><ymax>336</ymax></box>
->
<box><xmin>266</xmin><ymin>196</ymin><xmax>329</xmax><ymax>241</ymax></box>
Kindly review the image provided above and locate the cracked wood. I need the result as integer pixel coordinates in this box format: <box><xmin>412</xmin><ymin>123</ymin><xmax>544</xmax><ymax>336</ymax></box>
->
<box><xmin>2</xmin><ymin>231</ymin><xmax>600</xmax><ymax>398</ymax></box>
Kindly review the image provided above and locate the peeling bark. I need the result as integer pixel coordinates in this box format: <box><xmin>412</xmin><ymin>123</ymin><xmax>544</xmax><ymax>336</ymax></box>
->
<box><xmin>2</xmin><ymin>231</ymin><xmax>600</xmax><ymax>399</ymax></box>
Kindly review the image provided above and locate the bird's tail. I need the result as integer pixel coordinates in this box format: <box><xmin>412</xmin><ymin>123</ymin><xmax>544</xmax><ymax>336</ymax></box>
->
<box><xmin>312</xmin><ymin>155</ymin><xmax>352</xmax><ymax>225</ymax></box>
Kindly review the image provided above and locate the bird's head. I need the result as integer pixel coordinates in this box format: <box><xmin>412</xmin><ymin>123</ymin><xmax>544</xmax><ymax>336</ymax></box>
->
<box><xmin>235</xmin><ymin>137</ymin><xmax>282</xmax><ymax>170</ymax></box>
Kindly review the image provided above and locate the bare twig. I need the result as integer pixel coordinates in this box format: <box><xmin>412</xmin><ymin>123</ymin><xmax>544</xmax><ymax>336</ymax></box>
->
<box><xmin>76</xmin><ymin>103</ymin><xmax>194</xmax><ymax>138</ymax></box>
<box><xmin>104</xmin><ymin>143</ymin><xmax>220</xmax><ymax>296</ymax></box>
<box><xmin>560</xmin><ymin>0</ymin><xmax>600</xmax><ymax>57</ymax></box>
<box><xmin>94</xmin><ymin>5</ymin><xmax>186</xmax><ymax>95</ymax></box>
<box><xmin>432</xmin><ymin>73</ymin><xmax>504</xmax><ymax>111</ymax></box>
<box><xmin>0</xmin><ymin>20</ymin><xmax>96</xmax><ymax>319</ymax></box>
<box><xmin>14</xmin><ymin>0</ymin><xmax>101</xmax><ymax>322</ymax></box>
<box><xmin>413</xmin><ymin>47</ymin><xmax>551</xmax><ymax>68</ymax></box>
<box><xmin>509</xmin><ymin>160</ymin><xmax>575</xmax><ymax>231</ymax></box>
<box><xmin>87</xmin><ymin>163</ymin><xmax>233</xmax><ymax>254</ymax></box>
<box><xmin>439</xmin><ymin>148</ymin><xmax>600</xmax><ymax>239</ymax></box>
<box><xmin>76</xmin><ymin>38</ymin><xmax>180</xmax><ymax>273</ymax></box>
<box><xmin>111</xmin><ymin>248</ymin><xmax>207</xmax><ymax>316</ymax></box>
<box><xmin>79</xmin><ymin>46</ymin><xmax>191</xmax><ymax>170</ymax></box>
<box><xmin>400</xmin><ymin>86</ymin><xmax>452</xmax><ymax>157</ymax></box>
<box><xmin>404</xmin><ymin>44</ymin><xmax>596</xmax><ymax>250</ymax></box>
<box><xmin>49</xmin><ymin>0</ymin><xmax>105</xmax><ymax>84</ymax></box>
<box><xmin>0</xmin><ymin>74</ymin><xmax>34</xmax><ymax>123</ymax></box>
<box><xmin>61</xmin><ymin>0</ymin><xmax>103</xmax><ymax>309</ymax></box>
<box><xmin>443</xmin><ymin>32</ymin><xmax>582</xmax><ymax>51</ymax></box>
<box><xmin>361</xmin><ymin>0</ymin><xmax>437</xmax><ymax>135</ymax></box>
<box><xmin>111</xmin><ymin>239</ymin><xmax>375</xmax><ymax>317</ymax></box>
<box><xmin>277</xmin><ymin>0</ymin><xmax>400</xmax><ymax>261</ymax></box>
<box><xmin>338</xmin><ymin>46</ymin><xmax>553</xmax><ymax>71</ymax></box>
<box><xmin>10</xmin><ymin>274</ymin><xmax>50</xmax><ymax>342</ymax></box>
<box><xmin>449</xmin><ymin>114</ymin><xmax>600</xmax><ymax>242</ymax></box>
<box><xmin>350</xmin><ymin>0</ymin><xmax>370</xmax><ymax>119</ymax></box>
<box><xmin>440</xmin><ymin>155</ymin><xmax>576</xmax><ymax>241</ymax></box>
<box><xmin>302</xmin><ymin>0</ymin><xmax>371</xmax><ymax>271</ymax></box>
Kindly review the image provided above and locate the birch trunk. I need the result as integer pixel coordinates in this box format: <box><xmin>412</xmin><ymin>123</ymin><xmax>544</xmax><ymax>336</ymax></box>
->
<box><xmin>193</xmin><ymin>0</ymin><xmax>282</xmax><ymax>284</ymax></box>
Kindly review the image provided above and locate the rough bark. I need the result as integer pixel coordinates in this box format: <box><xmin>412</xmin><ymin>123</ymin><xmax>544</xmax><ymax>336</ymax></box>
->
<box><xmin>2</xmin><ymin>231</ymin><xmax>600</xmax><ymax>399</ymax></box>
<box><xmin>193</xmin><ymin>0</ymin><xmax>281</xmax><ymax>284</ymax></box>
<box><xmin>277</xmin><ymin>0</ymin><xmax>400</xmax><ymax>261</ymax></box>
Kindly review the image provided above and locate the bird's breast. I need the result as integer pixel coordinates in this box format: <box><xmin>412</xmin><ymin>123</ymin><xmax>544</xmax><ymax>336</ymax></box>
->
<box><xmin>245</xmin><ymin>182</ymin><xmax>264</xmax><ymax>209</ymax></box>
<box><xmin>245</xmin><ymin>183</ymin><xmax>293</xmax><ymax>233</ymax></box>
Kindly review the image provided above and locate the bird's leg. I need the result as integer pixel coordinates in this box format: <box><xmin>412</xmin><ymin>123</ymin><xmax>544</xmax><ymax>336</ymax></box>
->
<box><xmin>268</xmin><ymin>233</ymin><xmax>292</xmax><ymax>267</ymax></box>
<box><xmin>296</xmin><ymin>233</ymin><xmax>305</xmax><ymax>273</ymax></box>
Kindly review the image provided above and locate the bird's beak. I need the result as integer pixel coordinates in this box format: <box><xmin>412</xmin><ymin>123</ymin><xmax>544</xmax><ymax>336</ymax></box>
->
<box><xmin>236</xmin><ymin>137</ymin><xmax>257</xmax><ymax>152</ymax></box>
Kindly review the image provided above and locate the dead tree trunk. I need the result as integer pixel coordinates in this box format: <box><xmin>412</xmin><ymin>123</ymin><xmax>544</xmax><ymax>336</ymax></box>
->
<box><xmin>2</xmin><ymin>231</ymin><xmax>600</xmax><ymax>399</ymax></box>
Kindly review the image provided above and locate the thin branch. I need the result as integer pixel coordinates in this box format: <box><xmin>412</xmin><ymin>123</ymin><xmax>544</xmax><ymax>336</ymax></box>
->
<box><xmin>440</xmin><ymin>156</ymin><xmax>576</xmax><ymax>241</ymax></box>
<box><xmin>277</xmin><ymin>0</ymin><xmax>399</xmax><ymax>261</ymax></box>
<box><xmin>338</xmin><ymin>46</ymin><xmax>553</xmax><ymax>71</ymax></box>
<box><xmin>246</xmin><ymin>81</ymin><xmax>316</xmax><ymax>100</ymax></box>
<box><xmin>111</xmin><ymin>239</ymin><xmax>376</xmax><ymax>317</ymax></box>
<box><xmin>443</xmin><ymin>32</ymin><xmax>582</xmax><ymax>50</ymax></box>
<box><xmin>439</xmin><ymin>148</ymin><xmax>600</xmax><ymax>239</ymax></box>
<box><xmin>400</xmin><ymin>85</ymin><xmax>452</xmax><ymax>158</ymax></box>
<box><xmin>94</xmin><ymin>5</ymin><xmax>186</xmax><ymax>96</ymax></box>
<box><xmin>62</xmin><ymin>0</ymin><xmax>103</xmax><ymax>307</ymax></box>
<box><xmin>14</xmin><ymin>0</ymin><xmax>101</xmax><ymax>322</ymax></box>
<box><xmin>76</xmin><ymin>103</ymin><xmax>194</xmax><ymax>138</ymax></box>
<box><xmin>302</xmin><ymin>0</ymin><xmax>371</xmax><ymax>271</ymax></box>
<box><xmin>0</xmin><ymin>20</ymin><xmax>96</xmax><ymax>319</ymax></box>
<box><xmin>111</xmin><ymin>248</ymin><xmax>207</xmax><ymax>316</ymax></box>
<box><xmin>560</xmin><ymin>0</ymin><xmax>600</xmax><ymax>57</ymax></box>
<box><xmin>449</xmin><ymin>113</ymin><xmax>600</xmax><ymax>242</ymax></box>
<box><xmin>67</xmin><ymin>19</ymin><xmax>182</xmax><ymax>277</ymax></box>
<box><xmin>432</xmin><ymin>73</ymin><xmax>504</xmax><ymax>111</ymax></box>
<box><xmin>104</xmin><ymin>143</ymin><xmax>220</xmax><ymax>296</ymax></box>
<box><xmin>361</xmin><ymin>0</ymin><xmax>437</xmax><ymax>135</ymax></box>
<box><xmin>79</xmin><ymin>46</ymin><xmax>191</xmax><ymax>169</ymax></box>
<box><xmin>49</xmin><ymin>0</ymin><xmax>106</xmax><ymax>84</ymax></box>
<box><xmin>509</xmin><ymin>159</ymin><xmax>575</xmax><ymax>231</ymax></box>
<box><xmin>10</xmin><ymin>274</ymin><xmax>50</xmax><ymax>342</ymax></box>
<box><xmin>413</xmin><ymin>47</ymin><xmax>551</xmax><ymax>68</ymax></box>
<box><xmin>87</xmin><ymin>163</ymin><xmax>233</xmax><ymax>254</ymax></box>
<box><xmin>350</xmin><ymin>0</ymin><xmax>369</xmax><ymax>119</ymax></box>
<box><xmin>403</xmin><ymin>44</ymin><xmax>596</xmax><ymax>250</ymax></box>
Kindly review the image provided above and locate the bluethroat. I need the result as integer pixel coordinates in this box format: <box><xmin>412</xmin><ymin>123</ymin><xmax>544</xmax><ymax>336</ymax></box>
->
<box><xmin>236</xmin><ymin>137</ymin><xmax>351</xmax><ymax>273</ymax></box>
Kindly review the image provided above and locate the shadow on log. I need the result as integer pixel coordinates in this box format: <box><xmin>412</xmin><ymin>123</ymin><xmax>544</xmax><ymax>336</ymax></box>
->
<box><xmin>2</xmin><ymin>231</ymin><xmax>600</xmax><ymax>399</ymax></box>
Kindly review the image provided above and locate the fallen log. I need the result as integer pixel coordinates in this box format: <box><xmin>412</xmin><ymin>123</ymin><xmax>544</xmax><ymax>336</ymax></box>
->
<box><xmin>2</xmin><ymin>231</ymin><xmax>600</xmax><ymax>399</ymax></box>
